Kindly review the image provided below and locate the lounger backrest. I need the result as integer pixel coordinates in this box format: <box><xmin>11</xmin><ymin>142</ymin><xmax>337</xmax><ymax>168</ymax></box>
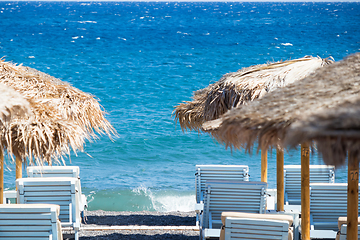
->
<box><xmin>223</xmin><ymin>217</ymin><xmax>289</xmax><ymax>240</ymax></box>
<box><xmin>0</xmin><ymin>204</ymin><xmax>62</xmax><ymax>240</ymax></box>
<box><xmin>284</xmin><ymin>165</ymin><xmax>335</xmax><ymax>205</ymax></box>
<box><xmin>203</xmin><ymin>181</ymin><xmax>267</xmax><ymax>229</ymax></box>
<box><xmin>27</xmin><ymin>166</ymin><xmax>87</xmax><ymax>212</ymax></box>
<box><xmin>16</xmin><ymin>177</ymin><xmax>80</xmax><ymax>228</ymax></box>
<box><xmin>195</xmin><ymin>165</ymin><xmax>249</xmax><ymax>203</ymax></box>
<box><xmin>27</xmin><ymin>166</ymin><xmax>80</xmax><ymax>178</ymax></box>
<box><xmin>310</xmin><ymin>183</ymin><xmax>360</xmax><ymax>231</ymax></box>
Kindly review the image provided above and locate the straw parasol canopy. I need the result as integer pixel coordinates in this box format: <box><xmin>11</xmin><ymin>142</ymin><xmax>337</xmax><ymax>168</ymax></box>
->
<box><xmin>0</xmin><ymin>83</ymin><xmax>31</xmax><ymax>126</ymax></box>
<box><xmin>0</xmin><ymin>59</ymin><xmax>116</xmax><ymax>165</ymax></box>
<box><xmin>285</xmin><ymin>53</ymin><xmax>360</xmax><ymax>166</ymax></box>
<box><xmin>282</xmin><ymin>53</ymin><xmax>360</xmax><ymax>240</ymax></box>
<box><xmin>174</xmin><ymin>56</ymin><xmax>333</xmax><ymax>132</ymax></box>
<box><xmin>202</xmin><ymin>53</ymin><xmax>360</xmax><ymax>240</ymax></box>
<box><xmin>1</xmin><ymin>100</ymin><xmax>89</xmax><ymax>166</ymax></box>
<box><xmin>203</xmin><ymin>53</ymin><xmax>360</xmax><ymax>165</ymax></box>
<box><xmin>0</xmin><ymin>60</ymin><xmax>115</xmax><ymax>138</ymax></box>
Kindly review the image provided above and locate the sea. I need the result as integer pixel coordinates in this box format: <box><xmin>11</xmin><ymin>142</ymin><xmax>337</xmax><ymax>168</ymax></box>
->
<box><xmin>1</xmin><ymin>1</ymin><xmax>359</xmax><ymax>212</ymax></box>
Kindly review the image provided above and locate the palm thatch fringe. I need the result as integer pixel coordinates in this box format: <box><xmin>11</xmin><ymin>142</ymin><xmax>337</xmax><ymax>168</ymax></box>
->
<box><xmin>284</xmin><ymin>54</ymin><xmax>360</xmax><ymax>166</ymax></box>
<box><xmin>0</xmin><ymin>83</ymin><xmax>31</xmax><ymax>126</ymax></box>
<box><xmin>174</xmin><ymin>56</ymin><xmax>333</xmax><ymax>132</ymax></box>
<box><xmin>203</xmin><ymin>53</ymin><xmax>360</xmax><ymax>167</ymax></box>
<box><xmin>1</xmin><ymin>98</ymin><xmax>90</xmax><ymax>166</ymax></box>
<box><xmin>0</xmin><ymin>59</ymin><xmax>116</xmax><ymax>139</ymax></box>
<box><xmin>0</xmin><ymin>59</ymin><xmax>116</xmax><ymax>165</ymax></box>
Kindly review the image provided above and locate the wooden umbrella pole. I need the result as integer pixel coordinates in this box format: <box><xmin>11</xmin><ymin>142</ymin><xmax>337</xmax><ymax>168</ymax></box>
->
<box><xmin>347</xmin><ymin>151</ymin><xmax>359</xmax><ymax>240</ymax></box>
<box><xmin>301</xmin><ymin>142</ymin><xmax>310</xmax><ymax>240</ymax></box>
<box><xmin>261</xmin><ymin>148</ymin><xmax>268</xmax><ymax>183</ymax></box>
<box><xmin>277</xmin><ymin>148</ymin><xmax>284</xmax><ymax>212</ymax></box>
<box><xmin>15</xmin><ymin>153</ymin><xmax>22</xmax><ymax>192</ymax></box>
<box><xmin>0</xmin><ymin>148</ymin><xmax>3</xmax><ymax>204</ymax></box>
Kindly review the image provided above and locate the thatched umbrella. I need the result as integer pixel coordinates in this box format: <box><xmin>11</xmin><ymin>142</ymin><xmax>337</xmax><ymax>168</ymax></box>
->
<box><xmin>0</xmin><ymin>83</ymin><xmax>32</xmax><ymax>203</ymax></box>
<box><xmin>203</xmin><ymin>53</ymin><xmax>360</xmax><ymax>240</ymax></box>
<box><xmin>0</xmin><ymin>60</ymin><xmax>115</xmax><ymax>138</ymax></box>
<box><xmin>174</xmin><ymin>56</ymin><xmax>332</xmax><ymax>132</ymax></box>
<box><xmin>284</xmin><ymin>52</ymin><xmax>360</xmax><ymax>239</ymax></box>
<box><xmin>0</xmin><ymin>59</ymin><xmax>116</xmax><ymax>187</ymax></box>
<box><xmin>174</xmin><ymin>55</ymin><xmax>333</xmax><ymax>211</ymax></box>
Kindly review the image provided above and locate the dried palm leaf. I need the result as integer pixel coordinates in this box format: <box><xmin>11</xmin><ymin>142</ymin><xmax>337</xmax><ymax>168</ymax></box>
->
<box><xmin>1</xmin><ymin>95</ymin><xmax>90</xmax><ymax>166</ymax></box>
<box><xmin>0</xmin><ymin>59</ymin><xmax>116</xmax><ymax>165</ymax></box>
<box><xmin>174</xmin><ymin>56</ymin><xmax>333</xmax><ymax>132</ymax></box>
<box><xmin>203</xmin><ymin>53</ymin><xmax>360</xmax><ymax>166</ymax></box>
<box><xmin>0</xmin><ymin>60</ymin><xmax>116</xmax><ymax>138</ymax></box>
<box><xmin>0</xmin><ymin>83</ymin><xmax>31</xmax><ymax>126</ymax></box>
<box><xmin>285</xmin><ymin>53</ymin><xmax>360</xmax><ymax>166</ymax></box>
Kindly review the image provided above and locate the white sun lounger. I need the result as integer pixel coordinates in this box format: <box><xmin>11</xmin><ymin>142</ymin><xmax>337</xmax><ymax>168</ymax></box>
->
<box><xmin>16</xmin><ymin>177</ymin><xmax>81</xmax><ymax>240</ymax></box>
<box><xmin>195</xmin><ymin>165</ymin><xmax>250</xmax><ymax>204</ymax></box>
<box><xmin>308</xmin><ymin>183</ymin><xmax>360</xmax><ymax>239</ymax></box>
<box><xmin>284</xmin><ymin>165</ymin><xmax>335</xmax><ymax>210</ymax></box>
<box><xmin>0</xmin><ymin>204</ymin><xmax>63</xmax><ymax>240</ymax></box>
<box><xmin>195</xmin><ymin>165</ymin><xmax>250</xmax><ymax>226</ymax></box>
<box><xmin>220</xmin><ymin>212</ymin><xmax>294</xmax><ymax>240</ymax></box>
<box><xmin>336</xmin><ymin>217</ymin><xmax>360</xmax><ymax>240</ymax></box>
<box><xmin>201</xmin><ymin>181</ymin><xmax>267</xmax><ymax>239</ymax></box>
<box><xmin>27</xmin><ymin>166</ymin><xmax>88</xmax><ymax>215</ymax></box>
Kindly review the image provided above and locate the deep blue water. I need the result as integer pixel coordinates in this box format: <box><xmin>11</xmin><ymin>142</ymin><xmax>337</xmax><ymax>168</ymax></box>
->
<box><xmin>1</xmin><ymin>1</ymin><xmax>359</xmax><ymax>211</ymax></box>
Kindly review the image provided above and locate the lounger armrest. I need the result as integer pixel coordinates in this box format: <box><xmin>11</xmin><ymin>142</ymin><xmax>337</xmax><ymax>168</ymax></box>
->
<box><xmin>204</xmin><ymin>229</ymin><xmax>221</xmax><ymax>239</ymax></box>
<box><xmin>3</xmin><ymin>190</ymin><xmax>17</xmax><ymax>204</ymax></box>
<box><xmin>74</xmin><ymin>220</ymin><xmax>81</xmax><ymax>230</ymax></box>
<box><xmin>195</xmin><ymin>202</ymin><xmax>204</xmax><ymax>213</ymax></box>
<box><xmin>79</xmin><ymin>194</ymin><xmax>87</xmax><ymax>212</ymax></box>
<box><xmin>310</xmin><ymin>229</ymin><xmax>338</xmax><ymax>239</ymax></box>
<box><xmin>195</xmin><ymin>202</ymin><xmax>204</xmax><ymax>227</ymax></box>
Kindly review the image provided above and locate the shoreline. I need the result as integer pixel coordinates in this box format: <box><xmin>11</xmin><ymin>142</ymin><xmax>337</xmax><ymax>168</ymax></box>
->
<box><xmin>69</xmin><ymin>210</ymin><xmax>199</xmax><ymax>240</ymax></box>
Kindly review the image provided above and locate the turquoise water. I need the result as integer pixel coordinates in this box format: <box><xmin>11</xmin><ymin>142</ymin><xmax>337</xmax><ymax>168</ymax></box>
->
<box><xmin>1</xmin><ymin>1</ymin><xmax>358</xmax><ymax>211</ymax></box>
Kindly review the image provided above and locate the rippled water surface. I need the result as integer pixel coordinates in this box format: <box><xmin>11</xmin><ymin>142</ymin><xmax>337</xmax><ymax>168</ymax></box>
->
<box><xmin>1</xmin><ymin>1</ymin><xmax>359</xmax><ymax>211</ymax></box>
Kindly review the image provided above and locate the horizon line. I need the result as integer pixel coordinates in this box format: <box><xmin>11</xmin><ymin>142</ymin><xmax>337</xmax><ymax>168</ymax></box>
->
<box><xmin>0</xmin><ymin>0</ymin><xmax>359</xmax><ymax>2</ymax></box>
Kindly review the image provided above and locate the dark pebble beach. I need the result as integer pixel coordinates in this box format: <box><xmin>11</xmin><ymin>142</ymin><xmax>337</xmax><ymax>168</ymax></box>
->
<box><xmin>64</xmin><ymin>210</ymin><xmax>199</xmax><ymax>240</ymax></box>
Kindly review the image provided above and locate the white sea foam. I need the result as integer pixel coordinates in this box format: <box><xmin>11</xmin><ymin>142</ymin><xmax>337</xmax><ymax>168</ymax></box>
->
<box><xmin>281</xmin><ymin>43</ymin><xmax>293</xmax><ymax>46</ymax></box>
<box><xmin>132</xmin><ymin>186</ymin><xmax>195</xmax><ymax>212</ymax></box>
<box><xmin>152</xmin><ymin>194</ymin><xmax>196</xmax><ymax>212</ymax></box>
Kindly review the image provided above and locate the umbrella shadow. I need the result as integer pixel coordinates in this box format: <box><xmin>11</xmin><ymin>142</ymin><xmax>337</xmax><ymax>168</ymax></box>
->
<box><xmin>84</xmin><ymin>214</ymin><xmax>196</xmax><ymax>226</ymax></box>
